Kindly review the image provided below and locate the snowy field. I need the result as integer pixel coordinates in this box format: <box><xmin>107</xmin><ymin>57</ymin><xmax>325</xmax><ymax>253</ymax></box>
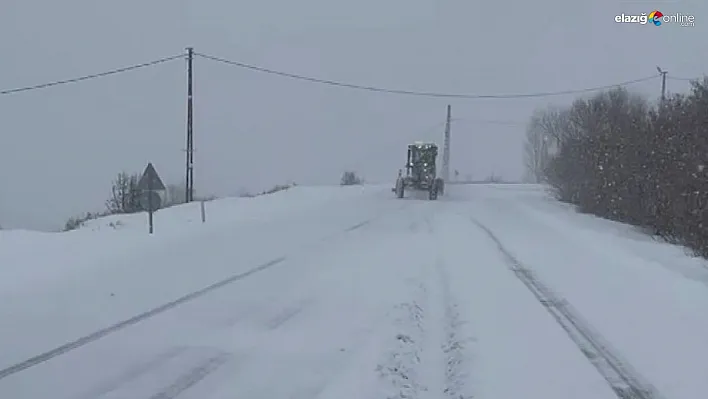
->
<box><xmin>1</xmin><ymin>183</ymin><xmax>707</xmax><ymax>398</ymax></box>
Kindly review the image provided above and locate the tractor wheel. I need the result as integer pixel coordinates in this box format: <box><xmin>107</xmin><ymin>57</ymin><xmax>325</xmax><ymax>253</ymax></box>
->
<box><xmin>395</xmin><ymin>177</ymin><xmax>405</xmax><ymax>198</ymax></box>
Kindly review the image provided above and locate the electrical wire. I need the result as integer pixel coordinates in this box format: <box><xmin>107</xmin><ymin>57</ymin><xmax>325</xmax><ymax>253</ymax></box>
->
<box><xmin>195</xmin><ymin>52</ymin><xmax>661</xmax><ymax>99</ymax></box>
<box><xmin>668</xmin><ymin>76</ymin><xmax>699</xmax><ymax>82</ymax></box>
<box><xmin>0</xmin><ymin>54</ymin><xmax>185</xmax><ymax>95</ymax></box>
<box><xmin>2</xmin><ymin>50</ymin><xmax>701</xmax><ymax>100</ymax></box>
<box><xmin>451</xmin><ymin>117</ymin><xmax>525</xmax><ymax>127</ymax></box>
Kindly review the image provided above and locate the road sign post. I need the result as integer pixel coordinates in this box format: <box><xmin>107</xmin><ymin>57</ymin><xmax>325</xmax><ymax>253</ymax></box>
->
<box><xmin>137</xmin><ymin>162</ymin><xmax>166</xmax><ymax>234</ymax></box>
<box><xmin>148</xmin><ymin>176</ymin><xmax>154</xmax><ymax>234</ymax></box>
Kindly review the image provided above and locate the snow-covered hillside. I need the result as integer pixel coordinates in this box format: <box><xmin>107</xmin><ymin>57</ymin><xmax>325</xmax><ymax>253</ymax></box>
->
<box><xmin>1</xmin><ymin>184</ymin><xmax>707</xmax><ymax>399</ymax></box>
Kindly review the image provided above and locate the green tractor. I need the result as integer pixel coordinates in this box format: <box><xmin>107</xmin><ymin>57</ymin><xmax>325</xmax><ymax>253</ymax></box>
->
<box><xmin>393</xmin><ymin>142</ymin><xmax>445</xmax><ymax>200</ymax></box>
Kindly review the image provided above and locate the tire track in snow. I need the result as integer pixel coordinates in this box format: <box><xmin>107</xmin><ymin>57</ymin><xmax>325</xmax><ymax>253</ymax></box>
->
<box><xmin>82</xmin><ymin>211</ymin><xmax>394</xmax><ymax>399</ymax></box>
<box><xmin>0</xmin><ymin>214</ymin><xmax>388</xmax><ymax>381</ymax></box>
<box><xmin>374</xmin><ymin>213</ymin><xmax>471</xmax><ymax>399</ymax></box>
<box><xmin>435</xmin><ymin>256</ymin><xmax>471</xmax><ymax>399</ymax></box>
<box><xmin>71</xmin><ymin>346</ymin><xmax>232</xmax><ymax>399</ymax></box>
<box><xmin>470</xmin><ymin>218</ymin><xmax>665</xmax><ymax>399</ymax></box>
<box><xmin>263</xmin><ymin>298</ymin><xmax>314</xmax><ymax>330</ymax></box>
<box><xmin>0</xmin><ymin>256</ymin><xmax>285</xmax><ymax>382</ymax></box>
<box><xmin>425</xmin><ymin>215</ymin><xmax>472</xmax><ymax>399</ymax></box>
<box><xmin>73</xmin><ymin>346</ymin><xmax>188</xmax><ymax>399</ymax></box>
<box><xmin>376</xmin><ymin>289</ymin><xmax>426</xmax><ymax>398</ymax></box>
<box><xmin>376</xmin><ymin>218</ymin><xmax>428</xmax><ymax>399</ymax></box>
<box><xmin>148</xmin><ymin>351</ymin><xmax>231</xmax><ymax>399</ymax></box>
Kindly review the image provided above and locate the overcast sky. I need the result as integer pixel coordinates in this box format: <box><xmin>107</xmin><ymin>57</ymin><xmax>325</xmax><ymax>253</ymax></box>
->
<box><xmin>0</xmin><ymin>0</ymin><xmax>704</xmax><ymax>231</ymax></box>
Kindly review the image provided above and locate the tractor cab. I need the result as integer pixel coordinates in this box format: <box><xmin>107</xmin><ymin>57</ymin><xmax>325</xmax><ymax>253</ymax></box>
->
<box><xmin>406</xmin><ymin>142</ymin><xmax>438</xmax><ymax>178</ymax></box>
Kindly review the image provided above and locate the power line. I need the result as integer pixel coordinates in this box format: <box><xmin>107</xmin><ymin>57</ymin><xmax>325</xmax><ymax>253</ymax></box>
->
<box><xmin>1</xmin><ymin>50</ymin><xmax>700</xmax><ymax>100</ymax></box>
<box><xmin>195</xmin><ymin>52</ymin><xmax>660</xmax><ymax>99</ymax></box>
<box><xmin>451</xmin><ymin>117</ymin><xmax>524</xmax><ymax>127</ymax></box>
<box><xmin>0</xmin><ymin>54</ymin><xmax>185</xmax><ymax>95</ymax></box>
<box><xmin>668</xmin><ymin>76</ymin><xmax>699</xmax><ymax>82</ymax></box>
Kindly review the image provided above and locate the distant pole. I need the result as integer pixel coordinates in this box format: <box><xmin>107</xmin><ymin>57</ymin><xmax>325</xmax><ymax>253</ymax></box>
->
<box><xmin>185</xmin><ymin>47</ymin><xmax>194</xmax><ymax>203</ymax></box>
<box><xmin>442</xmin><ymin>104</ymin><xmax>451</xmax><ymax>182</ymax></box>
<box><xmin>657</xmin><ymin>66</ymin><xmax>667</xmax><ymax>103</ymax></box>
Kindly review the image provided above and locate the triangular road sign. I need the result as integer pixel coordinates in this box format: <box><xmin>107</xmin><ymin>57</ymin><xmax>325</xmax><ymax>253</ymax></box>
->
<box><xmin>137</xmin><ymin>162</ymin><xmax>166</xmax><ymax>191</ymax></box>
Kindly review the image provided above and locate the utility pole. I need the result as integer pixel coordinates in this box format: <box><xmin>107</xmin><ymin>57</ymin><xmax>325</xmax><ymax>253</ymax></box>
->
<box><xmin>185</xmin><ymin>47</ymin><xmax>194</xmax><ymax>202</ymax></box>
<box><xmin>442</xmin><ymin>104</ymin><xmax>451</xmax><ymax>182</ymax></box>
<box><xmin>657</xmin><ymin>66</ymin><xmax>667</xmax><ymax>103</ymax></box>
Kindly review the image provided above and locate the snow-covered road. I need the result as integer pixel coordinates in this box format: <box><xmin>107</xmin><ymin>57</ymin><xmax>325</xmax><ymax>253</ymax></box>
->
<box><xmin>1</xmin><ymin>184</ymin><xmax>706</xmax><ymax>398</ymax></box>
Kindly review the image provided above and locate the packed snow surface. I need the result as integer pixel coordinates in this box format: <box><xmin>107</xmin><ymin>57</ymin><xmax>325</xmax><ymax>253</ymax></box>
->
<box><xmin>1</xmin><ymin>184</ymin><xmax>707</xmax><ymax>398</ymax></box>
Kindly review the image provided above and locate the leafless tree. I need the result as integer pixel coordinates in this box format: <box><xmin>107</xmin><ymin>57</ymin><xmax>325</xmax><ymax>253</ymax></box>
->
<box><xmin>523</xmin><ymin>108</ymin><xmax>564</xmax><ymax>182</ymax></box>
<box><xmin>341</xmin><ymin>171</ymin><xmax>362</xmax><ymax>185</ymax></box>
<box><xmin>535</xmin><ymin>79</ymin><xmax>708</xmax><ymax>256</ymax></box>
<box><xmin>106</xmin><ymin>172</ymin><xmax>141</xmax><ymax>214</ymax></box>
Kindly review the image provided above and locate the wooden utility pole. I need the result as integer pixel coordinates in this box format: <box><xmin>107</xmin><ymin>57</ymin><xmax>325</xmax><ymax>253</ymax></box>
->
<box><xmin>657</xmin><ymin>66</ymin><xmax>667</xmax><ymax>103</ymax></box>
<box><xmin>442</xmin><ymin>105</ymin><xmax>451</xmax><ymax>182</ymax></box>
<box><xmin>185</xmin><ymin>47</ymin><xmax>194</xmax><ymax>202</ymax></box>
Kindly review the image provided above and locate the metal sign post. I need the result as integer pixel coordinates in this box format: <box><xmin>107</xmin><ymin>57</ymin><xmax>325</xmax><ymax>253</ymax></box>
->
<box><xmin>137</xmin><ymin>162</ymin><xmax>166</xmax><ymax>234</ymax></box>
<box><xmin>147</xmin><ymin>177</ymin><xmax>154</xmax><ymax>234</ymax></box>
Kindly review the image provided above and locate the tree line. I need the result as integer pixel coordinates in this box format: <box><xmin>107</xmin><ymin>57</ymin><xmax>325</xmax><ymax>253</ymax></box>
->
<box><xmin>524</xmin><ymin>77</ymin><xmax>708</xmax><ymax>256</ymax></box>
